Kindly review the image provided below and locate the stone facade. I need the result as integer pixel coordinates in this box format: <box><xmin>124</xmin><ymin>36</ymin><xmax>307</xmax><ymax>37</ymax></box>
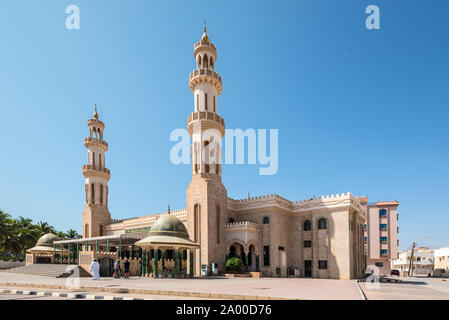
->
<box><xmin>85</xmin><ymin>28</ymin><xmax>367</xmax><ymax>280</ymax></box>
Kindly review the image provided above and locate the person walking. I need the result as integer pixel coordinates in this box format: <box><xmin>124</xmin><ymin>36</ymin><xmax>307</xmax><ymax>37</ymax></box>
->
<box><xmin>113</xmin><ymin>259</ymin><xmax>121</xmax><ymax>279</ymax></box>
<box><xmin>90</xmin><ymin>259</ymin><xmax>100</xmax><ymax>280</ymax></box>
<box><xmin>123</xmin><ymin>257</ymin><xmax>130</xmax><ymax>279</ymax></box>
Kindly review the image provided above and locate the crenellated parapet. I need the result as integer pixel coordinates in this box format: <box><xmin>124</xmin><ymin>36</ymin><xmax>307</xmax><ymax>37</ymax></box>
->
<box><xmin>228</xmin><ymin>192</ymin><xmax>366</xmax><ymax>219</ymax></box>
<box><xmin>225</xmin><ymin>221</ymin><xmax>260</xmax><ymax>232</ymax></box>
<box><xmin>105</xmin><ymin>208</ymin><xmax>188</xmax><ymax>235</ymax></box>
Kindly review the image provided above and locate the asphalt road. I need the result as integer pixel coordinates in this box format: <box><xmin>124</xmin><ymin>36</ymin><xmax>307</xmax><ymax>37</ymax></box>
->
<box><xmin>360</xmin><ymin>276</ymin><xmax>449</xmax><ymax>300</ymax></box>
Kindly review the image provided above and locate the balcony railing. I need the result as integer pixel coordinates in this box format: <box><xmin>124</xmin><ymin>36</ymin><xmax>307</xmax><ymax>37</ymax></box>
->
<box><xmin>224</xmin><ymin>221</ymin><xmax>260</xmax><ymax>232</ymax></box>
<box><xmin>188</xmin><ymin>111</ymin><xmax>225</xmax><ymax>127</ymax></box>
<box><xmin>84</xmin><ymin>137</ymin><xmax>108</xmax><ymax>148</ymax></box>
<box><xmin>189</xmin><ymin>69</ymin><xmax>222</xmax><ymax>83</ymax></box>
<box><xmin>194</xmin><ymin>41</ymin><xmax>217</xmax><ymax>50</ymax></box>
<box><xmin>82</xmin><ymin>165</ymin><xmax>110</xmax><ymax>175</ymax></box>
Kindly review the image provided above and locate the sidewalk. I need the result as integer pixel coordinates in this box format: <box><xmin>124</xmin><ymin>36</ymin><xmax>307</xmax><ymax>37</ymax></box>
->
<box><xmin>0</xmin><ymin>271</ymin><xmax>363</xmax><ymax>300</ymax></box>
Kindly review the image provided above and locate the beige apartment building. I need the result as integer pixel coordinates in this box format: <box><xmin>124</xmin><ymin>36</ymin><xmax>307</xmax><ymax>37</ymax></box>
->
<box><xmin>27</xmin><ymin>26</ymin><xmax>368</xmax><ymax>280</ymax></box>
<box><xmin>434</xmin><ymin>247</ymin><xmax>449</xmax><ymax>276</ymax></box>
<box><xmin>359</xmin><ymin>198</ymin><xmax>399</xmax><ymax>275</ymax></box>
<box><xmin>391</xmin><ymin>247</ymin><xmax>434</xmax><ymax>276</ymax></box>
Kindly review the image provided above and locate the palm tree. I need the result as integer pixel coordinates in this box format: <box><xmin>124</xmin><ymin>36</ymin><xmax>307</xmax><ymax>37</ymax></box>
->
<box><xmin>65</xmin><ymin>229</ymin><xmax>81</xmax><ymax>239</ymax></box>
<box><xmin>56</xmin><ymin>231</ymin><xmax>67</xmax><ymax>240</ymax></box>
<box><xmin>0</xmin><ymin>210</ymin><xmax>14</xmax><ymax>260</ymax></box>
<box><xmin>36</xmin><ymin>221</ymin><xmax>56</xmax><ymax>235</ymax></box>
<box><xmin>0</xmin><ymin>210</ymin><xmax>12</xmax><ymax>243</ymax></box>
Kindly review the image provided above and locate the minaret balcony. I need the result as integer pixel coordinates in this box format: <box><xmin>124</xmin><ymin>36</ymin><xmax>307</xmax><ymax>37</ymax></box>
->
<box><xmin>84</xmin><ymin>137</ymin><xmax>109</xmax><ymax>150</ymax></box>
<box><xmin>189</xmin><ymin>69</ymin><xmax>223</xmax><ymax>95</ymax></box>
<box><xmin>193</xmin><ymin>41</ymin><xmax>217</xmax><ymax>59</ymax></box>
<box><xmin>82</xmin><ymin>164</ymin><xmax>111</xmax><ymax>180</ymax></box>
<box><xmin>187</xmin><ymin>111</ymin><xmax>225</xmax><ymax>136</ymax></box>
<box><xmin>194</xmin><ymin>40</ymin><xmax>217</xmax><ymax>51</ymax></box>
<box><xmin>87</xmin><ymin>118</ymin><xmax>105</xmax><ymax>129</ymax></box>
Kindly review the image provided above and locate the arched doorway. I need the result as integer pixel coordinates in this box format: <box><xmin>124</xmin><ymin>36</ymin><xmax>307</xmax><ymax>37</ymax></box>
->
<box><xmin>229</xmin><ymin>245</ymin><xmax>237</xmax><ymax>258</ymax></box>
<box><xmin>248</xmin><ymin>245</ymin><xmax>256</xmax><ymax>271</ymax></box>
<box><xmin>99</xmin><ymin>257</ymin><xmax>114</xmax><ymax>277</ymax></box>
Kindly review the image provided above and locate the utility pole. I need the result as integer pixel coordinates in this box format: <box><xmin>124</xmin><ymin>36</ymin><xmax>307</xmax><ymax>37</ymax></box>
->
<box><xmin>408</xmin><ymin>242</ymin><xmax>416</xmax><ymax>277</ymax></box>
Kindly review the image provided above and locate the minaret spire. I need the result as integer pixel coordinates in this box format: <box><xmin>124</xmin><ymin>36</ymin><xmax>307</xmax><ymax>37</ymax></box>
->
<box><xmin>94</xmin><ymin>104</ymin><xmax>99</xmax><ymax>120</ymax></box>
<box><xmin>82</xmin><ymin>109</ymin><xmax>111</xmax><ymax>238</ymax></box>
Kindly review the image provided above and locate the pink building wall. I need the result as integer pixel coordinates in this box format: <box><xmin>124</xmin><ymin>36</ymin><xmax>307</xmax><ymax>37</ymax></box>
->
<box><xmin>359</xmin><ymin>199</ymin><xmax>399</xmax><ymax>275</ymax></box>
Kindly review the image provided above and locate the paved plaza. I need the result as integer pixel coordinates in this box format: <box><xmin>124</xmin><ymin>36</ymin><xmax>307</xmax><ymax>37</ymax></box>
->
<box><xmin>0</xmin><ymin>271</ymin><xmax>363</xmax><ymax>300</ymax></box>
<box><xmin>2</xmin><ymin>271</ymin><xmax>448</xmax><ymax>300</ymax></box>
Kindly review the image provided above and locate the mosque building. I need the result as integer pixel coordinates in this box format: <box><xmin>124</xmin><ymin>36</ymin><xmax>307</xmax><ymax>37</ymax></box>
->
<box><xmin>26</xmin><ymin>26</ymin><xmax>367</xmax><ymax>280</ymax></box>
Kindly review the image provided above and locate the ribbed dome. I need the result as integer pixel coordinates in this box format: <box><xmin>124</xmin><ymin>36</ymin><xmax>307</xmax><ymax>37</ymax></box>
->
<box><xmin>149</xmin><ymin>214</ymin><xmax>189</xmax><ymax>240</ymax></box>
<box><xmin>36</xmin><ymin>233</ymin><xmax>60</xmax><ymax>247</ymax></box>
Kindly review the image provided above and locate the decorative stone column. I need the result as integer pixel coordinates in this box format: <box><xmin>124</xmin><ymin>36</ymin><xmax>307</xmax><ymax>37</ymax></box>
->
<box><xmin>190</xmin><ymin>250</ymin><xmax>194</xmax><ymax>277</ymax></box>
<box><xmin>256</xmin><ymin>254</ymin><xmax>260</xmax><ymax>272</ymax></box>
<box><xmin>161</xmin><ymin>250</ymin><xmax>165</xmax><ymax>272</ymax></box>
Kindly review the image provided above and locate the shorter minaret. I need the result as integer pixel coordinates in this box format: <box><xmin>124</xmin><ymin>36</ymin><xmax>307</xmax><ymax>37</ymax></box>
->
<box><xmin>82</xmin><ymin>105</ymin><xmax>111</xmax><ymax>238</ymax></box>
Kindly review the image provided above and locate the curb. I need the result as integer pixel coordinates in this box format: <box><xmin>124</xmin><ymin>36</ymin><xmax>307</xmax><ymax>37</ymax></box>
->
<box><xmin>0</xmin><ymin>288</ymin><xmax>146</xmax><ymax>300</ymax></box>
<box><xmin>0</xmin><ymin>282</ymin><xmax>291</xmax><ymax>300</ymax></box>
<box><xmin>355</xmin><ymin>281</ymin><xmax>367</xmax><ymax>300</ymax></box>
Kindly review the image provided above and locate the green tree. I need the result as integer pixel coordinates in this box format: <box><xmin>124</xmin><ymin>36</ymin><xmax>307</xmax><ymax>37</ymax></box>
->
<box><xmin>0</xmin><ymin>210</ymin><xmax>81</xmax><ymax>261</ymax></box>
<box><xmin>36</xmin><ymin>221</ymin><xmax>56</xmax><ymax>235</ymax></box>
<box><xmin>225</xmin><ymin>257</ymin><xmax>243</xmax><ymax>272</ymax></box>
<box><xmin>65</xmin><ymin>229</ymin><xmax>81</xmax><ymax>239</ymax></box>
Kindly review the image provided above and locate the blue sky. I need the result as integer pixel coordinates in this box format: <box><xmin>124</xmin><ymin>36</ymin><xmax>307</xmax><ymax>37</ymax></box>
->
<box><xmin>0</xmin><ymin>1</ymin><xmax>448</xmax><ymax>250</ymax></box>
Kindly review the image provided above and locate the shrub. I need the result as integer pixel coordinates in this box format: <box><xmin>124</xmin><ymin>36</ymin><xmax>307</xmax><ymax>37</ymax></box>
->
<box><xmin>225</xmin><ymin>257</ymin><xmax>243</xmax><ymax>272</ymax></box>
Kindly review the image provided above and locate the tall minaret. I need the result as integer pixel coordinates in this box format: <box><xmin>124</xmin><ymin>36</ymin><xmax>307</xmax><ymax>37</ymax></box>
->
<box><xmin>186</xmin><ymin>25</ymin><xmax>227</xmax><ymax>274</ymax></box>
<box><xmin>82</xmin><ymin>106</ymin><xmax>111</xmax><ymax>238</ymax></box>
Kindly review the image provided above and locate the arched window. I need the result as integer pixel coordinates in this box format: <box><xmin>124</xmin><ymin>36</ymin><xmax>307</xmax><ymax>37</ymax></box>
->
<box><xmin>194</xmin><ymin>204</ymin><xmax>200</xmax><ymax>242</ymax></box>
<box><xmin>205</xmin><ymin>93</ymin><xmax>208</xmax><ymax>110</ymax></box>
<box><xmin>197</xmin><ymin>55</ymin><xmax>202</xmax><ymax>67</ymax></box>
<box><xmin>204</xmin><ymin>141</ymin><xmax>210</xmax><ymax>173</ymax></box>
<box><xmin>85</xmin><ymin>224</ymin><xmax>89</xmax><ymax>238</ymax></box>
<box><xmin>100</xmin><ymin>184</ymin><xmax>103</xmax><ymax>205</ymax></box>
<box><xmin>263</xmin><ymin>216</ymin><xmax>270</xmax><ymax>224</ymax></box>
<box><xmin>99</xmin><ymin>225</ymin><xmax>104</xmax><ymax>236</ymax></box>
<box><xmin>203</xmin><ymin>54</ymin><xmax>208</xmax><ymax>68</ymax></box>
<box><xmin>210</xmin><ymin>56</ymin><xmax>214</xmax><ymax>69</ymax></box>
<box><xmin>91</xmin><ymin>183</ymin><xmax>95</xmax><ymax>204</ymax></box>
<box><xmin>318</xmin><ymin>218</ymin><xmax>327</xmax><ymax>230</ymax></box>
<box><xmin>304</xmin><ymin>220</ymin><xmax>311</xmax><ymax>231</ymax></box>
<box><xmin>379</xmin><ymin>209</ymin><xmax>387</xmax><ymax>216</ymax></box>
<box><xmin>213</xmin><ymin>96</ymin><xmax>216</xmax><ymax>112</ymax></box>
<box><xmin>216</xmin><ymin>205</ymin><xmax>221</xmax><ymax>244</ymax></box>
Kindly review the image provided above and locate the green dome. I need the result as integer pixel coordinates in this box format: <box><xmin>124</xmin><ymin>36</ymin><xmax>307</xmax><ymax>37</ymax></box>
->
<box><xmin>36</xmin><ymin>233</ymin><xmax>60</xmax><ymax>247</ymax></box>
<box><xmin>149</xmin><ymin>214</ymin><xmax>189</xmax><ymax>240</ymax></box>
